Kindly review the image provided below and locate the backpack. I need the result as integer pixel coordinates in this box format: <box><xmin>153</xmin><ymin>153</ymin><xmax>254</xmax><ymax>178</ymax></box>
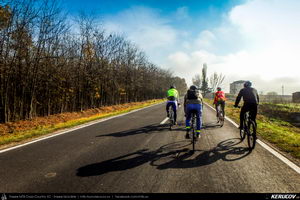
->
<box><xmin>187</xmin><ymin>89</ymin><xmax>197</xmax><ymax>100</ymax></box>
<box><xmin>216</xmin><ymin>91</ymin><xmax>226</xmax><ymax>102</ymax></box>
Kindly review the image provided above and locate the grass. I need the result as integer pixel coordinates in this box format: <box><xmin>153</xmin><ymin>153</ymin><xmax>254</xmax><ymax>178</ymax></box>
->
<box><xmin>0</xmin><ymin>99</ymin><xmax>164</xmax><ymax>147</ymax></box>
<box><xmin>204</xmin><ymin>98</ymin><xmax>300</xmax><ymax>159</ymax></box>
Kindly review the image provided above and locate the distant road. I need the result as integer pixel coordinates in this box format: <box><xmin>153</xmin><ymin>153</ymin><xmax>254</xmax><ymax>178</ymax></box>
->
<box><xmin>0</xmin><ymin>102</ymin><xmax>299</xmax><ymax>192</ymax></box>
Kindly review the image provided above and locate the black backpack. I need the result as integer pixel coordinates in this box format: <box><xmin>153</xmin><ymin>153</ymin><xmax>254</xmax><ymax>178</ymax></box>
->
<box><xmin>187</xmin><ymin>89</ymin><xmax>197</xmax><ymax>100</ymax></box>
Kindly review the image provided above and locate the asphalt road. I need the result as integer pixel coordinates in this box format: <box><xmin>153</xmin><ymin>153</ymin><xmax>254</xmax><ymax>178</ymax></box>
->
<box><xmin>0</xmin><ymin>102</ymin><xmax>299</xmax><ymax>193</ymax></box>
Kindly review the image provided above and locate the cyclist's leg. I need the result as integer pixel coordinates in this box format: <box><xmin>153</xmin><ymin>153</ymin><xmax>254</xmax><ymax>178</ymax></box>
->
<box><xmin>185</xmin><ymin>104</ymin><xmax>193</xmax><ymax>138</ymax></box>
<box><xmin>215</xmin><ymin>102</ymin><xmax>219</xmax><ymax>117</ymax></box>
<box><xmin>171</xmin><ymin>101</ymin><xmax>177</xmax><ymax>123</ymax></box>
<box><xmin>166</xmin><ymin>101</ymin><xmax>171</xmax><ymax>117</ymax></box>
<box><xmin>195</xmin><ymin>104</ymin><xmax>202</xmax><ymax>135</ymax></box>
<box><xmin>240</xmin><ymin>105</ymin><xmax>247</xmax><ymax>129</ymax></box>
<box><xmin>221</xmin><ymin>101</ymin><xmax>225</xmax><ymax>117</ymax></box>
<box><xmin>186</xmin><ymin>104</ymin><xmax>193</xmax><ymax>129</ymax></box>
<box><xmin>249</xmin><ymin>104</ymin><xmax>258</xmax><ymax>127</ymax></box>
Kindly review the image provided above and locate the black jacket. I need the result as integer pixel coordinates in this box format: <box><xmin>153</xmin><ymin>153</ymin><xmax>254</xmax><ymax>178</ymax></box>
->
<box><xmin>235</xmin><ymin>87</ymin><xmax>259</xmax><ymax>106</ymax></box>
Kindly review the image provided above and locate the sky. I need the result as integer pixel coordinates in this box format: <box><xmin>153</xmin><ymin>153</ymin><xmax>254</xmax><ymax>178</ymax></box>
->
<box><xmin>62</xmin><ymin>0</ymin><xmax>300</xmax><ymax>95</ymax></box>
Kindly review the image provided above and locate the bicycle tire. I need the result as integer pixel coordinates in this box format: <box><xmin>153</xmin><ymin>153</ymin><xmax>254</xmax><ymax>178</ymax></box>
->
<box><xmin>247</xmin><ymin>120</ymin><xmax>257</xmax><ymax>150</ymax></box>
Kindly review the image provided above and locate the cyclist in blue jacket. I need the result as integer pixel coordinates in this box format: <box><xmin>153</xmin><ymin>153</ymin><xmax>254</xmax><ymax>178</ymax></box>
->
<box><xmin>184</xmin><ymin>85</ymin><xmax>203</xmax><ymax>139</ymax></box>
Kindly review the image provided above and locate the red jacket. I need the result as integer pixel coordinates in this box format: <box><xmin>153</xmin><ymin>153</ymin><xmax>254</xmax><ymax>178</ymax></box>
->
<box><xmin>214</xmin><ymin>91</ymin><xmax>226</xmax><ymax>104</ymax></box>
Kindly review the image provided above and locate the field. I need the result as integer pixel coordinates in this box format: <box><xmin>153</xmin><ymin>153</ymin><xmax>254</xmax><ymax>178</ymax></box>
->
<box><xmin>204</xmin><ymin>98</ymin><xmax>300</xmax><ymax>160</ymax></box>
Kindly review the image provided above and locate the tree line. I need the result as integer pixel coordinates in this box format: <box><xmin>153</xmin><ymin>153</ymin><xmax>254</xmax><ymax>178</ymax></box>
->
<box><xmin>0</xmin><ymin>0</ymin><xmax>187</xmax><ymax>123</ymax></box>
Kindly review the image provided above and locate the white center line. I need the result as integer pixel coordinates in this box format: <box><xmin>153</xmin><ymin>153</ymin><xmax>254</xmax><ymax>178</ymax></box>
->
<box><xmin>160</xmin><ymin>117</ymin><xmax>169</xmax><ymax>124</ymax></box>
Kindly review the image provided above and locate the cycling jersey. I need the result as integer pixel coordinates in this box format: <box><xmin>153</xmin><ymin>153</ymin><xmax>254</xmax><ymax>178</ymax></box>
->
<box><xmin>214</xmin><ymin>91</ymin><xmax>226</xmax><ymax>104</ymax></box>
<box><xmin>235</xmin><ymin>87</ymin><xmax>259</xmax><ymax>105</ymax></box>
<box><xmin>167</xmin><ymin>88</ymin><xmax>179</xmax><ymax>101</ymax></box>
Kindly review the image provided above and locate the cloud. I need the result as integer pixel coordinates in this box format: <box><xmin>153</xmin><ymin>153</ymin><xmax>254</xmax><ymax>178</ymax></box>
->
<box><xmin>175</xmin><ymin>6</ymin><xmax>189</xmax><ymax>20</ymax></box>
<box><xmin>165</xmin><ymin>0</ymin><xmax>300</xmax><ymax>94</ymax></box>
<box><xmin>103</xmin><ymin>6</ymin><xmax>178</xmax><ymax>64</ymax></box>
<box><xmin>101</xmin><ymin>1</ymin><xmax>300</xmax><ymax>94</ymax></box>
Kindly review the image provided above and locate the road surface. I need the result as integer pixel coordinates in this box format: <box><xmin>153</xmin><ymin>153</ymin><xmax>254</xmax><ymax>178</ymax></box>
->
<box><xmin>0</xmin><ymin>102</ymin><xmax>299</xmax><ymax>193</ymax></box>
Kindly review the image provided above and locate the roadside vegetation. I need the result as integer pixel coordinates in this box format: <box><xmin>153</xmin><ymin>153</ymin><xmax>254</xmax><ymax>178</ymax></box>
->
<box><xmin>0</xmin><ymin>99</ymin><xmax>164</xmax><ymax>148</ymax></box>
<box><xmin>204</xmin><ymin>98</ymin><xmax>300</xmax><ymax>160</ymax></box>
<box><xmin>0</xmin><ymin>1</ymin><xmax>187</xmax><ymax>124</ymax></box>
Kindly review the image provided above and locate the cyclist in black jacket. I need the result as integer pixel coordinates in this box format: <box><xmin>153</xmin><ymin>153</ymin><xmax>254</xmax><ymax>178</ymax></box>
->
<box><xmin>234</xmin><ymin>81</ymin><xmax>259</xmax><ymax>129</ymax></box>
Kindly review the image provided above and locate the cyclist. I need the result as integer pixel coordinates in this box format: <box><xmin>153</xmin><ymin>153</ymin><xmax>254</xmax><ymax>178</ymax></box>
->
<box><xmin>166</xmin><ymin>85</ymin><xmax>179</xmax><ymax>125</ymax></box>
<box><xmin>213</xmin><ymin>87</ymin><xmax>226</xmax><ymax>122</ymax></box>
<box><xmin>184</xmin><ymin>85</ymin><xmax>203</xmax><ymax>139</ymax></box>
<box><xmin>234</xmin><ymin>81</ymin><xmax>259</xmax><ymax>129</ymax></box>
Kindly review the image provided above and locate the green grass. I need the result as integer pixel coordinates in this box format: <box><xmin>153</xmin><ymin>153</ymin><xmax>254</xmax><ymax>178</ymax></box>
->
<box><xmin>204</xmin><ymin>98</ymin><xmax>300</xmax><ymax>159</ymax></box>
<box><xmin>0</xmin><ymin>99</ymin><xmax>164</xmax><ymax>146</ymax></box>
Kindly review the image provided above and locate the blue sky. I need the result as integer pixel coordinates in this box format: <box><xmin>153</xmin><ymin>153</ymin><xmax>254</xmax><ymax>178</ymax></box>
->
<box><xmin>62</xmin><ymin>0</ymin><xmax>300</xmax><ymax>94</ymax></box>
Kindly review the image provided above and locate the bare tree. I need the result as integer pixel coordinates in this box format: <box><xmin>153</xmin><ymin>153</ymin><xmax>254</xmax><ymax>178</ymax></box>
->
<box><xmin>209</xmin><ymin>72</ymin><xmax>225</xmax><ymax>92</ymax></box>
<box><xmin>0</xmin><ymin>0</ymin><xmax>188</xmax><ymax>123</ymax></box>
<box><xmin>192</xmin><ymin>74</ymin><xmax>201</xmax><ymax>89</ymax></box>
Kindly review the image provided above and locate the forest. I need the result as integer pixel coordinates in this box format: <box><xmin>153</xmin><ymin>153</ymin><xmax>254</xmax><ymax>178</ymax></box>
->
<box><xmin>0</xmin><ymin>0</ymin><xmax>187</xmax><ymax>123</ymax></box>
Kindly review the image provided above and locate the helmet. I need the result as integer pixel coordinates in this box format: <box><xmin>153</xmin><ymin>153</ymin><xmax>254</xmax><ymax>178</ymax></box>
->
<box><xmin>244</xmin><ymin>81</ymin><xmax>252</xmax><ymax>87</ymax></box>
<box><xmin>170</xmin><ymin>85</ymin><xmax>176</xmax><ymax>89</ymax></box>
<box><xmin>189</xmin><ymin>85</ymin><xmax>197</xmax><ymax>90</ymax></box>
<box><xmin>217</xmin><ymin>87</ymin><xmax>221</xmax><ymax>91</ymax></box>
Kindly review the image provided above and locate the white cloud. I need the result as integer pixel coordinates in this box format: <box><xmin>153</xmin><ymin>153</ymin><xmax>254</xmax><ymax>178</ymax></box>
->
<box><xmin>175</xmin><ymin>6</ymin><xmax>189</xmax><ymax>20</ymax></box>
<box><xmin>165</xmin><ymin>0</ymin><xmax>300</xmax><ymax>94</ymax></box>
<box><xmin>195</xmin><ymin>30</ymin><xmax>216</xmax><ymax>50</ymax></box>
<box><xmin>102</xmin><ymin>1</ymin><xmax>300</xmax><ymax>94</ymax></box>
<box><xmin>103</xmin><ymin>6</ymin><xmax>178</xmax><ymax>64</ymax></box>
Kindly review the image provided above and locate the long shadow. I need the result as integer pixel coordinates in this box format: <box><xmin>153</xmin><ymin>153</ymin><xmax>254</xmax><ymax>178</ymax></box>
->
<box><xmin>152</xmin><ymin>138</ymin><xmax>250</xmax><ymax>170</ymax></box>
<box><xmin>96</xmin><ymin>123</ymin><xmax>172</xmax><ymax>138</ymax></box>
<box><xmin>76</xmin><ymin>138</ymin><xmax>250</xmax><ymax>177</ymax></box>
<box><xmin>202</xmin><ymin>121</ymin><xmax>221</xmax><ymax>130</ymax></box>
<box><xmin>76</xmin><ymin>142</ymin><xmax>190</xmax><ymax>177</ymax></box>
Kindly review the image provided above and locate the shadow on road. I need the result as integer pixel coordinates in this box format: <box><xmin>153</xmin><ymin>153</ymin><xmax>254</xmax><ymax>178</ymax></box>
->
<box><xmin>202</xmin><ymin>121</ymin><xmax>221</xmax><ymax>130</ymax></box>
<box><xmin>76</xmin><ymin>142</ymin><xmax>190</xmax><ymax>177</ymax></box>
<box><xmin>96</xmin><ymin>123</ymin><xmax>182</xmax><ymax>138</ymax></box>
<box><xmin>152</xmin><ymin>138</ymin><xmax>250</xmax><ymax>170</ymax></box>
<box><xmin>76</xmin><ymin>138</ymin><xmax>250</xmax><ymax>177</ymax></box>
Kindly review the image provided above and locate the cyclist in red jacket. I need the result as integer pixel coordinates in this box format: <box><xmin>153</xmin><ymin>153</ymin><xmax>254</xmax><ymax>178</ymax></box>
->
<box><xmin>213</xmin><ymin>87</ymin><xmax>226</xmax><ymax>122</ymax></box>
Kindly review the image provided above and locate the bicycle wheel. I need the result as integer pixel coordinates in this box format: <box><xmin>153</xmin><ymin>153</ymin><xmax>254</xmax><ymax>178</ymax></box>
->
<box><xmin>247</xmin><ymin>120</ymin><xmax>257</xmax><ymax>150</ymax></box>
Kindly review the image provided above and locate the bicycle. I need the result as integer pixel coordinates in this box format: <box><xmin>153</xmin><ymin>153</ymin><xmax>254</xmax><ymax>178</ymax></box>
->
<box><xmin>216</xmin><ymin>104</ymin><xmax>224</xmax><ymax>127</ymax></box>
<box><xmin>238</xmin><ymin>106</ymin><xmax>257</xmax><ymax>150</ymax></box>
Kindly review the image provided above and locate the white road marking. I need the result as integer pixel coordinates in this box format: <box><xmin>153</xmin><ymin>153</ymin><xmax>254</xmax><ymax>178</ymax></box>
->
<box><xmin>160</xmin><ymin>118</ymin><xmax>169</xmax><ymax>124</ymax></box>
<box><xmin>203</xmin><ymin>102</ymin><xmax>300</xmax><ymax>174</ymax></box>
<box><xmin>0</xmin><ymin>102</ymin><xmax>164</xmax><ymax>154</ymax></box>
